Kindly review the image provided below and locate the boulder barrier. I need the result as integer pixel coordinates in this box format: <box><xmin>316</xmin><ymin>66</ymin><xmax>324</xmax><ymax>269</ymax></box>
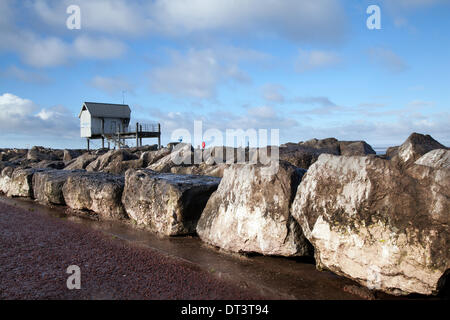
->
<box><xmin>62</xmin><ymin>172</ymin><xmax>127</xmax><ymax>220</ymax></box>
<box><xmin>122</xmin><ymin>169</ymin><xmax>220</xmax><ymax>236</ymax></box>
<box><xmin>291</xmin><ymin>153</ymin><xmax>449</xmax><ymax>295</ymax></box>
<box><xmin>197</xmin><ymin>161</ymin><xmax>311</xmax><ymax>257</ymax></box>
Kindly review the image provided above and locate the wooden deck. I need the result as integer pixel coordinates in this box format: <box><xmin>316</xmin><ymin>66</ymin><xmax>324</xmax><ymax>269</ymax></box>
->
<box><xmin>87</xmin><ymin>122</ymin><xmax>161</xmax><ymax>150</ymax></box>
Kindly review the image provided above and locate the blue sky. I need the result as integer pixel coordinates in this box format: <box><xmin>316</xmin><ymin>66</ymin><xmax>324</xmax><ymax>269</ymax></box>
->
<box><xmin>0</xmin><ymin>0</ymin><xmax>449</xmax><ymax>149</ymax></box>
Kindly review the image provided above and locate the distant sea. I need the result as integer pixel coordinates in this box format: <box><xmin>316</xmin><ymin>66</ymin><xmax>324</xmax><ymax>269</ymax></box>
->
<box><xmin>373</xmin><ymin>147</ymin><xmax>388</xmax><ymax>155</ymax></box>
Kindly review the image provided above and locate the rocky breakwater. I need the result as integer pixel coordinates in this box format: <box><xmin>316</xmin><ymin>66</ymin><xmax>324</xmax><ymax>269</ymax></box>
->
<box><xmin>147</xmin><ymin>143</ymin><xmax>193</xmax><ymax>173</ymax></box>
<box><xmin>32</xmin><ymin>170</ymin><xmax>84</xmax><ymax>205</ymax></box>
<box><xmin>291</xmin><ymin>142</ymin><xmax>449</xmax><ymax>295</ymax></box>
<box><xmin>122</xmin><ymin>169</ymin><xmax>220</xmax><ymax>236</ymax></box>
<box><xmin>389</xmin><ymin>132</ymin><xmax>447</xmax><ymax>166</ymax></box>
<box><xmin>0</xmin><ymin>165</ymin><xmax>17</xmax><ymax>195</ymax></box>
<box><xmin>151</xmin><ymin>145</ymin><xmax>279</xmax><ymax>178</ymax></box>
<box><xmin>280</xmin><ymin>138</ymin><xmax>376</xmax><ymax>169</ymax></box>
<box><xmin>415</xmin><ymin>149</ymin><xmax>450</xmax><ymax>169</ymax></box>
<box><xmin>64</xmin><ymin>153</ymin><xmax>98</xmax><ymax>170</ymax></box>
<box><xmin>86</xmin><ymin>149</ymin><xmax>141</xmax><ymax>175</ymax></box>
<box><xmin>197</xmin><ymin>161</ymin><xmax>311</xmax><ymax>257</ymax></box>
<box><xmin>62</xmin><ymin>172</ymin><xmax>127</xmax><ymax>220</ymax></box>
<box><xmin>5</xmin><ymin>168</ymin><xmax>51</xmax><ymax>198</ymax></box>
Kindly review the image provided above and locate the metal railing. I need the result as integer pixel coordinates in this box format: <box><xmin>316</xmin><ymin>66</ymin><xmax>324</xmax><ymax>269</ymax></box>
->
<box><xmin>124</xmin><ymin>123</ymin><xmax>160</xmax><ymax>133</ymax></box>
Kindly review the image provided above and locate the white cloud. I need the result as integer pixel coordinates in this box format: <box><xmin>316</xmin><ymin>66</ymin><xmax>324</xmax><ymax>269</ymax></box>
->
<box><xmin>394</xmin><ymin>17</ymin><xmax>408</xmax><ymax>28</ymax></box>
<box><xmin>150</xmin><ymin>48</ymin><xmax>254</xmax><ymax>99</ymax></box>
<box><xmin>247</xmin><ymin>106</ymin><xmax>277</xmax><ymax>119</ymax></box>
<box><xmin>319</xmin><ymin>114</ymin><xmax>450</xmax><ymax>147</ymax></box>
<box><xmin>262</xmin><ymin>84</ymin><xmax>285</xmax><ymax>103</ymax></box>
<box><xmin>149</xmin><ymin>0</ymin><xmax>346</xmax><ymax>43</ymax></box>
<box><xmin>2</xmin><ymin>66</ymin><xmax>50</xmax><ymax>84</ymax></box>
<box><xmin>2</xmin><ymin>0</ymin><xmax>345</xmax><ymax>68</ymax></box>
<box><xmin>368</xmin><ymin>47</ymin><xmax>409</xmax><ymax>73</ymax></box>
<box><xmin>90</xmin><ymin>76</ymin><xmax>134</xmax><ymax>95</ymax></box>
<box><xmin>0</xmin><ymin>1</ymin><xmax>127</xmax><ymax>68</ymax></box>
<box><xmin>294</xmin><ymin>96</ymin><xmax>337</xmax><ymax>107</ymax></box>
<box><xmin>74</xmin><ymin>36</ymin><xmax>126</xmax><ymax>60</ymax></box>
<box><xmin>0</xmin><ymin>93</ymin><xmax>78</xmax><ymax>138</ymax></box>
<box><xmin>30</xmin><ymin>0</ymin><xmax>347</xmax><ymax>43</ymax></box>
<box><xmin>142</xmin><ymin>104</ymin><xmax>298</xmax><ymax>145</ymax></box>
<box><xmin>31</xmin><ymin>0</ymin><xmax>150</xmax><ymax>36</ymax></box>
<box><xmin>0</xmin><ymin>93</ymin><xmax>37</xmax><ymax>121</ymax></box>
<box><xmin>36</xmin><ymin>108</ymin><xmax>56</xmax><ymax>121</ymax></box>
<box><xmin>150</xmin><ymin>49</ymin><xmax>221</xmax><ymax>99</ymax></box>
<box><xmin>295</xmin><ymin>49</ymin><xmax>341</xmax><ymax>72</ymax></box>
<box><xmin>381</xmin><ymin>0</ymin><xmax>448</xmax><ymax>30</ymax></box>
<box><xmin>383</xmin><ymin>0</ymin><xmax>446</xmax><ymax>11</ymax></box>
<box><xmin>144</xmin><ymin>101</ymin><xmax>449</xmax><ymax>147</ymax></box>
<box><xmin>357</xmin><ymin>102</ymin><xmax>387</xmax><ymax>108</ymax></box>
<box><xmin>23</xmin><ymin>36</ymin><xmax>70</xmax><ymax>67</ymax></box>
<box><xmin>0</xmin><ymin>25</ymin><xmax>127</xmax><ymax>67</ymax></box>
<box><xmin>0</xmin><ymin>30</ymin><xmax>71</xmax><ymax>68</ymax></box>
<box><xmin>0</xmin><ymin>0</ymin><xmax>15</xmax><ymax>31</ymax></box>
<box><xmin>408</xmin><ymin>100</ymin><xmax>435</xmax><ymax>109</ymax></box>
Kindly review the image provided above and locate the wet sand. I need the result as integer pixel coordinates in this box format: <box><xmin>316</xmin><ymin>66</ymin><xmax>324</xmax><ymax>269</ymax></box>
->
<box><xmin>0</xmin><ymin>195</ymin><xmax>401</xmax><ymax>300</ymax></box>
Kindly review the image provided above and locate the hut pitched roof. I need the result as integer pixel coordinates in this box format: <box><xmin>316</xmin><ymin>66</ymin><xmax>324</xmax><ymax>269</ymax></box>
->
<box><xmin>79</xmin><ymin>102</ymin><xmax>131</xmax><ymax>119</ymax></box>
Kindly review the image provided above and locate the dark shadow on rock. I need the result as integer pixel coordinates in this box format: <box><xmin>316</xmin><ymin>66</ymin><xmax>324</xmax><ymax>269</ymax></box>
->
<box><xmin>437</xmin><ymin>269</ymin><xmax>450</xmax><ymax>299</ymax></box>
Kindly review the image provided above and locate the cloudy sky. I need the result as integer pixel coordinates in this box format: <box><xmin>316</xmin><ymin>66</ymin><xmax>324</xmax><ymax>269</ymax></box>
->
<box><xmin>0</xmin><ymin>0</ymin><xmax>449</xmax><ymax>149</ymax></box>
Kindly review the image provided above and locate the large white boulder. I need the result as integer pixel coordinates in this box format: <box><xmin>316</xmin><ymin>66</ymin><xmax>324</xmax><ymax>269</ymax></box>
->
<box><xmin>0</xmin><ymin>166</ymin><xmax>15</xmax><ymax>194</ymax></box>
<box><xmin>415</xmin><ymin>149</ymin><xmax>450</xmax><ymax>169</ymax></box>
<box><xmin>197</xmin><ymin>161</ymin><xmax>311</xmax><ymax>257</ymax></box>
<box><xmin>62</xmin><ymin>172</ymin><xmax>126</xmax><ymax>220</ymax></box>
<box><xmin>32</xmin><ymin>170</ymin><xmax>82</xmax><ymax>205</ymax></box>
<box><xmin>291</xmin><ymin>154</ymin><xmax>449</xmax><ymax>296</ymax></box>
<box><xmin>122</xmin><ymin>169</ymin><xmax>220</xmax><ymax>236</ymax></box>
<box><xmin>7</xmin><ymin>168</ymin><xmax>49</xmax><ymax>198</ymax></box>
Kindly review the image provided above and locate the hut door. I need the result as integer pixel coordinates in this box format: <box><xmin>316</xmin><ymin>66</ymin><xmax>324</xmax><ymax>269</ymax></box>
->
<box><xmin>111</xmin><ymin>121</ymin><xmax>117</xmax><ymax>133</ymax></box>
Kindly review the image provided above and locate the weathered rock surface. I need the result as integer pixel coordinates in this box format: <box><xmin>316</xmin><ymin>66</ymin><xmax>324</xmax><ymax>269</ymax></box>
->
<box><xmin>27</xmin><ymin>146</ymin><xmax>63</xmax><ymax>161</ymax></box>
<box><xmin>280</xmin><ymin>145</ymin><xmax>326</xmax><ymax>169</ymax></box>
<box><xmin>167</xmin><ymin>147</ymin><xmax>267</xmax><ymax>177</ymax></box>
<box><xmin>302</xmin><ymin>138</ymin><xmax>341</xmax><ymax>155</ymax></box>
<box><xmin>32</xmin><ymin>170</ymin><xmax>83</xmax><ymax>205</ymax></box>
<box><xmin>127</xmin><ymin>144</ymin><xmax>159</xmax><ymax>154</ymax></box>
<box><xmin>102</xmin><ymin>157</ymin><xmax>145</xmax><ymax>175</ymax></box>
<box><xmin>197</xmin><ymin>161</ymin><xmax>310</xmax><ymax>257</ymax></box>
<box><xmin>280</xmin><ymin>138</ymin><xmax>376</xmax><ymax>169</ymax></box>
<box><xmin>140</xmin><ymin>148</ymin><xmax>171</xmax><ymax>167</ymax></box>
<box><xmin>147</xmin><ymin>144</ymin><xmax>193</xmax><ymax>173</ymax></box>
<box><xmin>339</xmin><ymin>141</ymin><xmax>376</xmax><ymax>156</ymax></box>
<box><xmin>385</xmin><ymin>146</ymin><xmax>399</xmax><ymax>160</ymax></box>
<box><xmin>86</xmin><ymin>149</ymin><xmax>138</xmax><ymax>172</ymax></box>
<box><xmin>291</xmin><ymin>154</ymin><xmax>449</xmax><ymax>295</ymax></box>
<box><xmin>415</xmin><ymin>149</ymin><xmax>450</xmax><ymax>169</ymax></box>
<box><xmin>203</xmin><ymin>146</ymin><xmax>249</xmax><ymax>164</ymax></box>
<box><xmin>0</xmin><ymin>149</ymin><xmax>27</xmax><ymax>162</ymax></box>
<box><xmin>394</xmin><ymin>133</ymin><xmax>447</xmax><ymax>167</ymax></box>
<box><xmin>63</xmin><ymin>149</ymin><xmax>84</xmax><ymax>161</ymax></box>
<box><xmin>0</xmin><ymin>161</ymin><xmax>14</xmax><ymax>172</ymax></box>
<box><xmin>62</xmin><ymin>172</ymin><xmax>126</xmax><ymax>220</ymax></box>
<box><xmin>0</xmin><ymin>166</ymin><xmax>16</xmax><ymax>194</ymax></box>
<box><xmin>170</xmin><ymin>163</ymin><xmax>229</xmax><ymax>178</ymax></box>
<box><xmin>31</xmin><ymin>160</ymin><xmax>66</xmax><ymax>170</ymax></box>
<box><xmin>7</xmin><ymin>168</ymin><xmax>49</xmax><ymax>198</ymax></box>
<box><xmin>64</xmin><ymin>153</ymin><xmax>98</xmax><ymax>170</ymax></box>
<box><xmin>122</xmin><ymin>170</ymin><xmax>220</xmax><ymax>236</ymax></box>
